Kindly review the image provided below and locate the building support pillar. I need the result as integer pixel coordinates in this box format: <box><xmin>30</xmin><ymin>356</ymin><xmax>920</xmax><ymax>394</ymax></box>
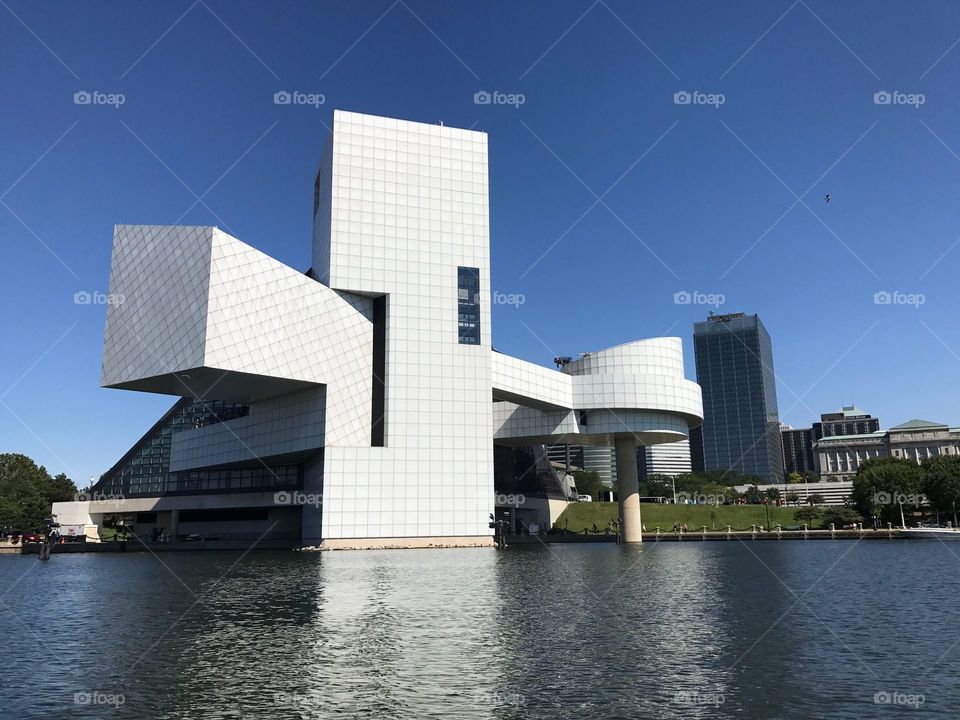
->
<box><xmin>615</xmin><ymin>437</ymin><xmax>642</xmax><ymax>543</ymax></box>
<box><xmin>170</xmin><ymin>509</ymin><xmax>179</xmax><ymax>544</ymax></box>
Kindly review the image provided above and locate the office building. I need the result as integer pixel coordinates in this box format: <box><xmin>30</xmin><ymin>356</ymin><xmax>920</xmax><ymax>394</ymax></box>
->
<box><xmin>781</xmin><ymin>424</ymin><xmax>816</xmax><ymax>476</ymax></box>
<box><xmin>638</xmin><ymin>440</ymin><xmax>692</xmax><ymax>478</ymax></box>
<box><xmin>812</xmin><ymin>406</ymin><xmax>880</xmax><ymax>440</ymax></box>
<box><xmin>693</xmin><ymin>312</ymin><xmax>783</xmax><ymax>482</ymax></box>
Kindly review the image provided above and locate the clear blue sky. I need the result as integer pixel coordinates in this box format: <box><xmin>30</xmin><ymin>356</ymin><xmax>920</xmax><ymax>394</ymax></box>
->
<box><xmin>2</xmin><ymin>0</ymin><xmax>960</xmax><ymax>485</ymax></box>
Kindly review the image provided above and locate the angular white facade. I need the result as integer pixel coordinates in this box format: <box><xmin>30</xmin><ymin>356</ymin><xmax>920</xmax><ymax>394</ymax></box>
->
<box><xmin>55</xmin><ymin>110</ymin><xmax>702</xmax><ymax>549</ymax></box>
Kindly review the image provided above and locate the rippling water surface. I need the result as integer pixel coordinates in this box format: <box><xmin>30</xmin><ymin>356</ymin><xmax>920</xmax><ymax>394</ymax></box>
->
<box><xmin>2</xmin><ymin>541</ymin><xmax>958</xmax><ymax>718</ymax></box>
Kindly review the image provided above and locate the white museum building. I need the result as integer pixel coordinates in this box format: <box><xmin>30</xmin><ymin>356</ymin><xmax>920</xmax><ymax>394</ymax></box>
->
<box><xmin>53</xmin><ymin>110</ymin><xmax>702</xmax><ymax>549</ymax></box>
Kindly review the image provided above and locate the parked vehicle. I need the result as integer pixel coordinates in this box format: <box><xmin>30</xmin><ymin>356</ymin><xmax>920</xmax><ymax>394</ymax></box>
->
<box><xmin>577</xmin><ymin>494</ymin><xmax>592</xmax><ymax>502</ymax></box>
<box><xmin>21</xmin><ymin>532</ymin><xmax>40</xmax><ymax>544</ymax></box>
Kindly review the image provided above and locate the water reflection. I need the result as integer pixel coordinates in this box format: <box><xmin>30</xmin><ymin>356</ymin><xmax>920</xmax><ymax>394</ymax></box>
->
<box><xmin>2</xmin><ymin>542</ymin><xmax>959</xmax><ymax>718</ymax></box>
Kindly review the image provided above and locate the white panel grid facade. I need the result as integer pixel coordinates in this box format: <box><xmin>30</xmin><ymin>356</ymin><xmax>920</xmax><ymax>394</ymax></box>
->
<box><xmin>317</xmin><ymin>110</ymin><xmax>493</xmax><ymax>540</ymax></box>
<box><xmin>101</xmin><ymin>225</ymin><xmax>213</xmax><ymax>386</ymax></box>
<box><xmin>81</xmin><ymin>110</ymin><xmax>706</xmax><ymax>548</ymax></box>
<box><xmin>203</xmin><ymin>229</ymin><xmax>373</xmax><ymax>448</ymax></box>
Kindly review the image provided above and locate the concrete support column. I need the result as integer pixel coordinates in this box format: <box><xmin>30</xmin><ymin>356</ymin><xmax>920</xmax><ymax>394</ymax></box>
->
<box><xmin>170</xmin><ymin>509</ymin><xmax>179</xmax><ymax>544</ymax></box>
<box><xmin>614</xmin><ymin>437</ymin><xmax>642</xmax><ymax>543</ymax></box>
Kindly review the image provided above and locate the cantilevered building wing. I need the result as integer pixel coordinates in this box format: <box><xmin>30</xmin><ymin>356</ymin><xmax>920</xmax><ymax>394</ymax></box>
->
<box><xmin>54</xmin><ymin>110</ymin><xmax>703</xmax><ymax>549</ymax></box>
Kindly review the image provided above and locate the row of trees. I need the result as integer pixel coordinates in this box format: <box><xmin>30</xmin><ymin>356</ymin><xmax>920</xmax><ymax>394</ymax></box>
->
<box><xmin>852</xmin><ymin>456</ymin><xmax>960</xmax><ymax>526</ymax></box>
<box><xmin>0</xmin><ymin>454</ymin><xmax>77</xmax><ymax>531</ymax></box>
<box><xmin>572</xmin><ymin>467</ymin><xmax>824</xmax><ymax>505</ymax></box>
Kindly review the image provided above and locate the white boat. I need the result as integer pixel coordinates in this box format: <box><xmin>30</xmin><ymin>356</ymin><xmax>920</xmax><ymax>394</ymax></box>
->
<box><xmin>900</xmin><ymin>526</ymin><xmax>960</xmax><ymax>539</ymax></box>
<box><xmin>897</xmin><ymin>504</ymin><xmax>960</xmax><ymax>538</ymax></box>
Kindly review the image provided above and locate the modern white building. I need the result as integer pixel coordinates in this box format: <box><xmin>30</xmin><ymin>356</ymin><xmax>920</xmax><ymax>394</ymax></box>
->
<box><xmin>641</xmin><ymin>439</ymin><xmax>692</xmax><ymax>477</ymax></box>
<box><xmin>53</xmin><ymin>110</ymin><xmax>702</xmax><ymax>549</ymax></box>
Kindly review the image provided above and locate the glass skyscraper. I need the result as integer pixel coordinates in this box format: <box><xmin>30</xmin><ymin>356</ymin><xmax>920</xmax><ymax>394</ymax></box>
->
<box><xmin>693</xmin><ymin>313</ymin><xmax>784</xmax><ymax>483</ymax></box>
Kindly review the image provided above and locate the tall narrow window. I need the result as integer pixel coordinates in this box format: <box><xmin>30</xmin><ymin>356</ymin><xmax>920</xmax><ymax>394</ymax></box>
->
<box><xmin>457</xmin><ymin>266</ymin><xmax>481</xmax><ymax>345</ymax></box>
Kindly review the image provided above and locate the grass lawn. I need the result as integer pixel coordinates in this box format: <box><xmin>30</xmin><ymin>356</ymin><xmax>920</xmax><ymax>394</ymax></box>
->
<box><xmin>555</xmin><ymin>502</ymin><xmax>819</xmax><ymax>533</ymax></box>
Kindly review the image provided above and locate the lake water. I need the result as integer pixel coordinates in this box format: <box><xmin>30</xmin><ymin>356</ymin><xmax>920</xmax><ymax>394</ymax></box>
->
<box><xmin>1</xmin><ymin>540</ymin><xmax>957</xmax><ymax>718</ymax></box>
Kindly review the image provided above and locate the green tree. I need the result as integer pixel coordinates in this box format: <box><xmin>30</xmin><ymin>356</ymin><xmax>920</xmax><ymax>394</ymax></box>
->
<box><xmin>571</xmin><ymin>470</ymin><xmax>603</xmax><ymax>500</ymax></box>
<box><xmin>743</xmin><ymin>485</ymin><xmax>762</xmax><ymax>503</ymax></box>
<box><xmin>921</xmin><ymin>456</ymin><xmax>960</xmax><ymax>523</ymax></box>
<box><xmin>787</xmin><ymin>472</ymin><xmax>803</xmax><ymax>484</ymax></box>
<box><xmin>801</xmin><ymin>470</ymin><xmax>820</xmax><ymax>483</ymax></box>
<box><xmin>794</xmin><ymin>506</ymin><xmax>821</xmax><ymax>524</ymax></box>
<box><xmin>820</xmin><ymin>507</ymin><xmax>863</xmax><ymax>529</ymax></box>
<box><xmin>807</xmin><ymin>493</ymin><xmax>825</xmax><ymax>505</ymax></box>
<box><xmin>765</xmin><ymin>487</ymin><xmax>781</xmax><ymax>502</ymax></box>
<box><xmin>852</xmin><ymin>457</ymin><xmax>922</xmax><ymax>525</ymax></box>
<box><xmin>639</xmin><ymin>474</ymin><xmax>674</xmax><ymax>500</ymax></box>
<box><xmin>0</xmin><ymin>454</ymin><xmax>76</xmax><ymax>531</ymax></box>
<box><xmin>786</xmin><ymin>491</ymin><xmax>800</xmax><ymax>505</ymax></box>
